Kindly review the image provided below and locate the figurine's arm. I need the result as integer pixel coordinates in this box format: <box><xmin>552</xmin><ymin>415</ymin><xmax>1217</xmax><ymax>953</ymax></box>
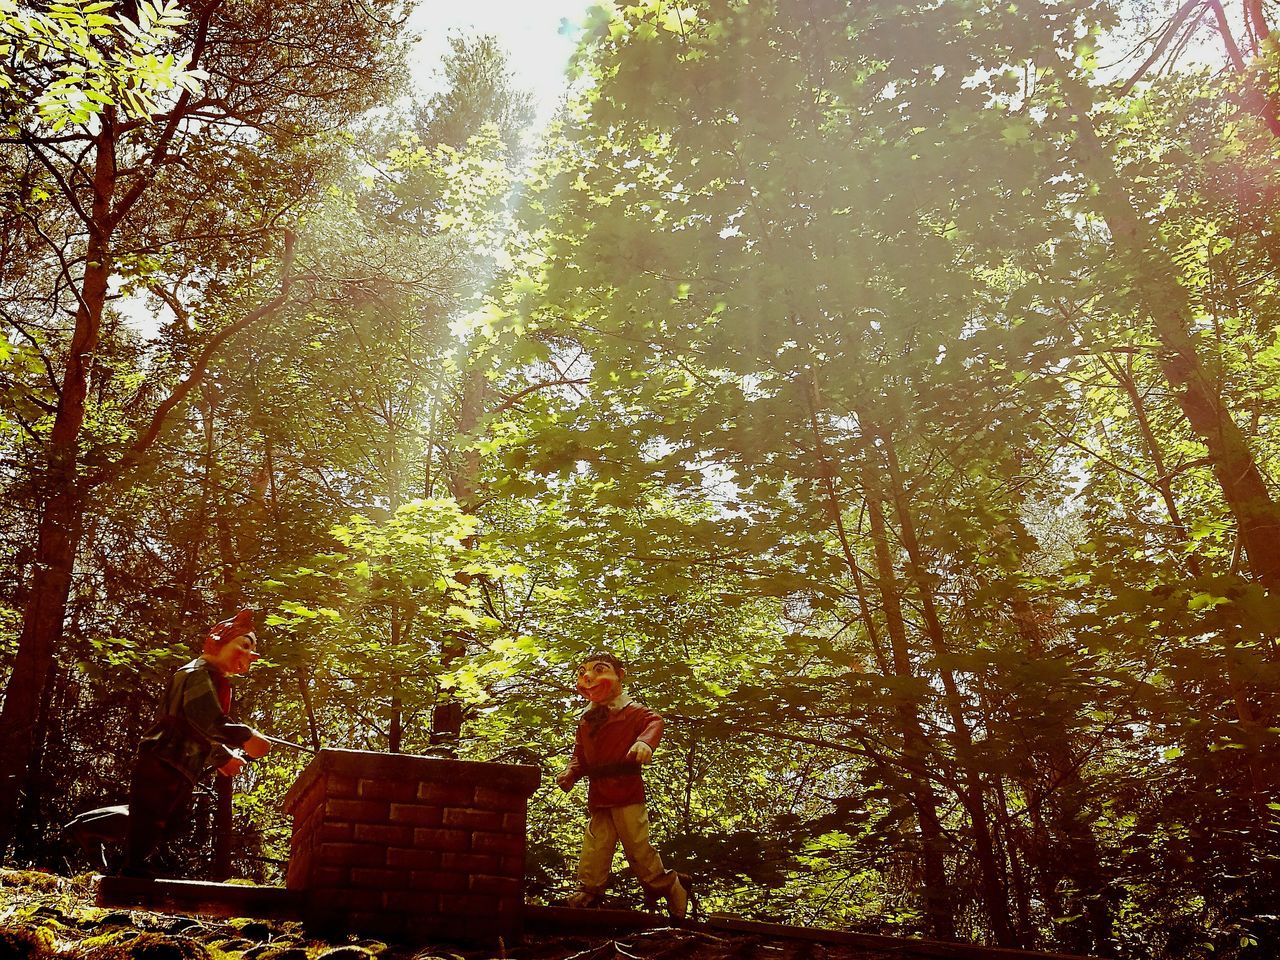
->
<box><xmin>627</xmin><ymin>709</ymin><xmax>663</xmax><ymax>764</ymax></box>
<box><xmin>557</xmin><ymin>728</ymin><xmax>586</xmax><ymax>791</ymax></box>
<box><xmin>182</xmin><ymin>670</ymin><xmax>264</xmax><ymax>771</ymax></box>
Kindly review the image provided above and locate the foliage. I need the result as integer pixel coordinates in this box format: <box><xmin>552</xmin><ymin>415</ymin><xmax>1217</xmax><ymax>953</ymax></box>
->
<box><xmin>4</xmin><ymin>1</ymin><xmax>1280</xmax><ymax>958</ymax></box>
<box><xmin>0</xmin><ymin>0</ymin><xmax>205</xmax><ymax>129</ymax></box>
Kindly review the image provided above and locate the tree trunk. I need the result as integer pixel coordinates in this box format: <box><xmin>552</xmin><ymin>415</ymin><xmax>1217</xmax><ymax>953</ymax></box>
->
<box><xmin>1006</xmin><ymin>588</ymin><xmax>1114</xmax><ymax>956</ymax></box>
<box><xmin>1058</xmin><ymin>69</ymin><xmax>1280</xmax><ymax>589</ymax></box>
<box><xmin>0</xmin><ymin>121</ymin><xmax>117</xmax><ymax>853</ymax></box>
<box><xmin>862</xmin><ymin>473</ymin><xmax>957</xmax><ymax>941</ymax></box>
<box><xmin>874</xmin><ymin>423</ymin><xmax>1014</xmax><ymax>947</ymax></box>
<box><xmin>213</xmin><ymin>773</ymin><xmax>233</xmax><ymax>880</ymax></box>
<box><xmin>297</xmin><ymin>668</ymin><xmax>322</xmax><ymax>751</ymax></box>
<box><xmin>1105</xmin><ymin>354</ymin><xmax>1202</xmax><ymax>576</ymax></box>
<box><xmin>431</xmin><ymin>359</ymin><xmax>489</xmax><ymax>748</ymax></box>
<box><xmin>801</xmin><ymin>379</ymin><xmax>955</xmax><ymax>938</ymax></box>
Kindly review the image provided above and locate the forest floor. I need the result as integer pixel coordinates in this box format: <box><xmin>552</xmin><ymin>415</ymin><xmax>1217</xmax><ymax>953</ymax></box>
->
<box><xmin>0</xmin><ymin>868</ymin><xmax>901</xmax><ymax>960</ymax></box>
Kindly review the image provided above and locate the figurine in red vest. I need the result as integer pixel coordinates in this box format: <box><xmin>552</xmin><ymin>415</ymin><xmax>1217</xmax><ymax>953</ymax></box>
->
<box><xmin>121</xmin><ymin>609</ymin><xmax>272</xmax><ymax>877</ymax></box>
<box><xmin>556</xmin><ymin>651</ymin><xmax>688</xmax><ymax>918</ymax></box>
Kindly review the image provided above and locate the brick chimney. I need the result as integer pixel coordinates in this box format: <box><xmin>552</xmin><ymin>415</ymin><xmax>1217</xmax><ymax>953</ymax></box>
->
<box><xmin>283</xmin><ymin>748</ymin><xmax>540</xmax><ymax>944</ymax></box>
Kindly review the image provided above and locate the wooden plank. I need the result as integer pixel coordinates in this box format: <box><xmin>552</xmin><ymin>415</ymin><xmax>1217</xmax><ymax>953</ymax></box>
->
<box><xmin>96</xmin><ymin>876</ymin><xmax>305</xmax><ymax>921</ymax></box>
<box><xmin>704</xmin><ymin>917</ymin><xmax>1101</xmax><ymax>960</ymax></box>
<box><xmin>525</xmin><ymin>904</ymin><xmax>676</xmax><ymax>934</ymax></box>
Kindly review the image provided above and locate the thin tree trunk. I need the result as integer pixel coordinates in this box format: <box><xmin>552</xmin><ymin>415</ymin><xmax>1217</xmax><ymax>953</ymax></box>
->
<box><xmin>431</xmin><ymin>359</ymin><xmax>489</xmax><ymax>748</ymax></box>
<box><xmin>1058</xmin><ymin>69</ymin><xmax>1280</xmax><ymax>589</ymax></box>
<box><xmin>801</xmin><ymin>379</ymin><xmax>955</xmax><ymax>938</ymax></box>
<box><xmin>1007</xmin><ymin>591</ymin><xmax>1114</xmax><ymax>956</ymax></box>
<box><xmin>297</xmin><ymin>668</ymin><xmax>322</xmax><ymax>751</ymax></box>
<box><xmin>874</xmin><ymin>423</ymin><xmax>1014</xmax><ymax>947</ymax></box>
<box><xmin>1104</xmin><ymin>354</ymin><xmax>1201</xmax><ymax>576</ymax></box>
<box><xmin>862</xmin><ymin>471</ymin><xmax>957</xmax><ymax>940</ymax></box>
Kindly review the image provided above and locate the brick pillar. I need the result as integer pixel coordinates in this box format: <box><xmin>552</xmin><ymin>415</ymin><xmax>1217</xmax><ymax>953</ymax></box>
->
<box><xmin>282</xmin><ymin>749</ymin><xmax>540</xmax><ymax>944</ymax></box>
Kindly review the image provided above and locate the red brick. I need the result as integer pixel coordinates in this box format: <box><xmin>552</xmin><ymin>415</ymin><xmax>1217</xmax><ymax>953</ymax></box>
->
<box><xmin>473</xmin><ymin>786</ymin><xmax>526</xmax><ymax>812</ymax></box>
<box><xmin>384</xmin><ymin>890</ymin><xmax>440</xmax><ymax>913</ymax></box>
<box><xmin>358</xmin><ymin>778</ymin><xmax>419</xmax><ymax>802</ymax></box>
<box><xmin>307</xmin><ymin>865</ymin><xmax>347</xmax><ymax>887</ymax></box>
<box><xmin>470</xmin><ymin>874</ymin><xmax>522</xmax><ymax>897</ymax></box>
<box><xmin>440</xmin><ymin>893</ymin><xmax>501</xmax><ymax>915</ymax></box>
<box><xmin>501</xmin><ymin>855</ymin><xmax>524</xmax><ymax>874</ymax></box>
<box><xmin>418</xmin><ymin>782</ymin><xmax>476</xmax><ymax>805</ymax></box>
<box><xmin>315</xmin><ymin>842</ymin><xmax>388</xmax><ymax>868</ymax></box>
<box><xmin>472</xmin><ymin>831</ymin><xmax>525</xmax><ymax>856</ymax></box>
<box><xmin>409</xmin><ymin>870</ymin><xmax>469</xmax><ymax>894</ymax></box>
<box><xmin>389</xmin><ymin>803</ymin><xmax>441</xmax><ymax>826</ymax></box>
<box><xmin>440</xmin><ymin>851</ymin><xmax>501</xmax><ymax>873</ymax></box>
<box><xmin>353</xmin><ymin>823</ymin><xmax>413</xmax><ymax>846</ymax></box>
<box><xmin>318</xmin><ymin>822</ymin><xmax>353</xmax><ymax>843</ymax></box>
<box><xmin>291</xmin><ymin>788</ymin><xmax>322</xmax><ymax>825</ymax></box>
<box><xmin>325</xmin><ymin>773</ymin><xmax>360</xmax><ymax>798</ymax></box>
<box><xmin>324</xmin><ymin>798</ymin><xmax>388</xmax><ymax>822</ymax></box>
<box><xmin>350</xmin><ymin>867</ymin><xmax>406</xmax><ymax>889</ymax></box>
<box><xmin>386</xmin><ymin>846</ymin><xmax>440</xmax><ymax>870</ymax></box>
<box><xmin>413</xmin><ymin>827</ymin><xmax>471</xmax><ymax>851</ymax></box>
<box><xmin>442</xmin><ymin>807</ymin><xmax>503</xmax><ymax>831</ymax></box>
<box><xmin>501</xmin><ymin>811</ymin><xmax>526</xmax><ymax>833</ymax></box>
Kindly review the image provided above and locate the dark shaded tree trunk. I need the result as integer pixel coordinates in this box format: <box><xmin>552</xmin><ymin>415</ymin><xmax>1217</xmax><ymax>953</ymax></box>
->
<box><xmin>213</xmin><ymin>774</ymin><xmax>233</xmax><ymax>881</ymax></box>
<box><xmin>1058</xmin><ymin>68</ymin><xmax>1280</xmax><ymax>590</ymax></box>
<box><xmin>431</xmin><ymin>360</ymin><xmax>489</xmax><ymax>749</ymax></box>
<box><xmin>0</xmin><ymin>121</ymin><xmax>116</xmax><ymax>853</ymax></box>
<box><xmin>863</xmin><ymin>477</ymin><xmax>957</xmax><ymax>940</ymax></box>
<box><xmin>874</xmin><ymin>424</ymin><xmax>1015</xmax><ymax>947</ymax></box>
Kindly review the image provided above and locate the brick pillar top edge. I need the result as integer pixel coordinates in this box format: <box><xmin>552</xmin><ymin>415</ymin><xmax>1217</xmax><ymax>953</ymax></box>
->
<box><xmin>283</xmin><ymin>748</ymin><xmax>541</xmax><ymax>813</ymax></box>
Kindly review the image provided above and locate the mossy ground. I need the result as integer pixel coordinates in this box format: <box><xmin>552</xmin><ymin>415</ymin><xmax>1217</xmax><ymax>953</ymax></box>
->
<box><xmin>0</xmin><ymin>869</ymin><xmax>480</xmax><ymax>960</ymax></box>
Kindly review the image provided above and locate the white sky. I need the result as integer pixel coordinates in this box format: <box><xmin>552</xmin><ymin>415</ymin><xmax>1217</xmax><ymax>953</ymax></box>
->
<box><xmin>404</xmin><ymin>0</ymin><xmax>594</xmax><ymax>126</ymax></box>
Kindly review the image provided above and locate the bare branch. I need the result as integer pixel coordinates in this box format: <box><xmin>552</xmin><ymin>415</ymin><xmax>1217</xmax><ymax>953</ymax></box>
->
<box><xmin>88</xmin><ymin>230</ymin><xmax>297</xmax><ymax>487</ymax></box>
<box><xmin>490</xmin><ymin>376</ymin><xmax>591</xmax><ymax>415</ymax></box>
<box><xmin>1117</xmin><ymin>0</ymin><xmax>1207</xmax><ymax>97</ymax></box>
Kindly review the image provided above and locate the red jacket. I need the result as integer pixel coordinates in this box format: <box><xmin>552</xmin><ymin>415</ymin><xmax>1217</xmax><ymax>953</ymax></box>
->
<box><xmin>564</xmin><ymin>701</ymin><xmax>664</xmax><ymax>809</ymax></box>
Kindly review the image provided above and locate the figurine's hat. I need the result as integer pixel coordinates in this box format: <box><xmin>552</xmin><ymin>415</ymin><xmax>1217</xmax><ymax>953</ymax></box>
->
<box><xmin>207</xmin><ymin>608</ymin><xmax>257</xmax><ymax>646</ymax></box>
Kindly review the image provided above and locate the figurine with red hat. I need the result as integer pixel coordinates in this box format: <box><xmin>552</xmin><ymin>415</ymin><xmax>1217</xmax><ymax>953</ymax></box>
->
<box><xmin>121</xmin><ymin>609</ymin><xmax>272</xmax><ymax>877</ymax></box>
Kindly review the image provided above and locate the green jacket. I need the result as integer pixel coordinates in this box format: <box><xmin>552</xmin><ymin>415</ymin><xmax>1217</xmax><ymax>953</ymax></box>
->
<box><xmin>138</xmin><ymin>658</ymin><xmax>254</xmax><ymax>783</ymax></box>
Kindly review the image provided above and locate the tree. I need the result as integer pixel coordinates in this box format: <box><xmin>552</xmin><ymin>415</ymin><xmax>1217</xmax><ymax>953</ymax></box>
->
<box><xmin>0</xmin><ymin>0</ymin><xmax>406</xmax><ymax>850</ymax></box>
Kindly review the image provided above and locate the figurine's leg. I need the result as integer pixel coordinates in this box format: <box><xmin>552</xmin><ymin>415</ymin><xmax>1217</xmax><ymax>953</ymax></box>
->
<box><xmin>570</xmin><ymin>807</ymin><xmax>618</xmax><ymax>906</ymax></box>
<box><xmin>613</xmin><ymin>804</ymin><xmax>687</xmax><ymax>919</ymax></box>
<box><xmin>122</xmin><ymin>754</ymin><xmax>192</xmax><ymax>877</ymax></box>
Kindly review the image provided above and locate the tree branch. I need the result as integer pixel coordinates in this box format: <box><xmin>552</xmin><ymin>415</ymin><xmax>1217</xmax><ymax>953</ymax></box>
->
<box><xmin>490</xmin><ymin>376</ymin><xmax>591</xmax><ymax>415</ymax></box>
<box><xmin>1117</xmin><ymin>0</ymin><xmax>1207</xmax><ymax>98</ymax></box>
<box><xmin>88</xmin><ymin>230</ymin><xmax>296</xmax><ymax>487</ymax></box>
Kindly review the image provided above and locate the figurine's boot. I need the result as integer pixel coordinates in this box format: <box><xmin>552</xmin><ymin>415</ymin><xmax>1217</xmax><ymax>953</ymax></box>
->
<box><xmin>664</xmin><ymin>875</ymin><xmax>688</xmax><ymax>921</ymax></box>
<box><xmin>565</xmin><ymin>890</ymin><xmax>601</xmax><ymax>909</ymax></box>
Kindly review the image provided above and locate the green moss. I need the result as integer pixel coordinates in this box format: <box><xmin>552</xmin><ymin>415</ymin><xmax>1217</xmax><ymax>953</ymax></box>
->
<box><xmin>313</xmin><ymin>949</ymin><xmax>374</xmax><ymax>960</ymax></box>
<box><xmin>0</xmin><ymin>870</ymin><xmax>61</xmax><ymax>892</ymax></box>
<box><xmin>0</xmin><ymin>925</ymin><xmax>56</xmax><ymax>960</ymax></box>
<box><xmin>75</xmin><ymin>929</ymin><xmax>141</xmax><ymax>952</ymax></box>
<box><xmin>76</xmin><ymin>932</ymin><xmax>212</xmax><ymax>960</ymax></box>
<box><xmin>249</xmin><ymin>948</ymin><xmax>309</xmax><ymax>960</ymax></box>
<box><xmin>228</xmin><ymin>923</ymin><xmax>272</xmax><ymax>941</ymax></box>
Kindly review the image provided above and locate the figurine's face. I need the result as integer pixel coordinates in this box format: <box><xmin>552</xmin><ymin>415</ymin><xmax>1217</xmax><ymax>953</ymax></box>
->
<box><xmin>208</xmin><ymin>633</ymin><xmax>259</xmax><ymax>676</ymax></box>
<box><xmin>576</xmin><ymin>659</ymin><xmax>622</xmax><ymax>704</ymax></box>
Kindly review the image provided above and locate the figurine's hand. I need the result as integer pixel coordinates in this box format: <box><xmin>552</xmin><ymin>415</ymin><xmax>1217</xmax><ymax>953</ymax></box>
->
<box><xmin>243</xmin><ymin>732</ymin><xmax>272</xmax><ymax>759</ymax></box>
<box><xmin>218</xmin><ymin>755</ymin><xmax>246</xmax><ymax>777</ymax></box>
<box><xmin>556</xmin><ymin>768</ymin><xmax>576</xmax><ymax>792</ymax></box>
<box><xmin>627</xmin><ymin>741</ymin><xmax>653</xmax><ymax>764</ymax></box>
